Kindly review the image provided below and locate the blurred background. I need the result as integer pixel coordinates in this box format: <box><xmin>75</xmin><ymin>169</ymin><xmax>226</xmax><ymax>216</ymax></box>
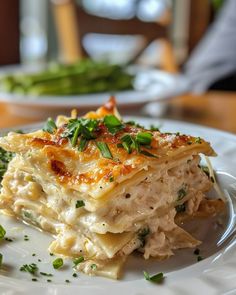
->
<box><xmin>0</xmin><ymin>0</ymin><xmax>221</xmax><ymax>69</ymax></box>
<box><xmin>0</xmin><ymin>0</ymin><xmax>236</xmax><ymax>133</ymax></box>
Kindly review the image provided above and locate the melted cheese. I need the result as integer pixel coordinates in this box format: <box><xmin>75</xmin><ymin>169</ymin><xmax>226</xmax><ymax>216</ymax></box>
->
<box><xmin>0</xmin><ymin>98</ymin><xmax>218</xmax><ymax>279</ymax></box>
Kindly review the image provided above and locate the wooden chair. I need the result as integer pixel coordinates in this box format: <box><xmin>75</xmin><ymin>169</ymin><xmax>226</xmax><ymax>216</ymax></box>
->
<box><xmin>0</xmin><ymin>0</ymin><xmax>20</xmax><ymax>65</ymax></box>
<box><xmin>51</xmin><ymin>0</ymin><xmax>178</xmax><ymax>73</ymax></box>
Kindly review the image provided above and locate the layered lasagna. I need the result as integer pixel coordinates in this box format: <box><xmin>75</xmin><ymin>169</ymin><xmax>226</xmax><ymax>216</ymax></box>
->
<box><xmin>0</xmin><ymin>98</ymin><xmax>219</xmax><ymax>279</ymax></box>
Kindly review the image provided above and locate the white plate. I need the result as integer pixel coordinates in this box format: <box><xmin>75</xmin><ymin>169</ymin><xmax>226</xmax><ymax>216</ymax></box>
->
<box><xmin>0</xmin><ymin>65</ymin><xmax>189</xmax><ymax>116</ymax></box>
<box><xmin>0</xmin><ymin>118</ymin><xmax>236</xmax><ymax>295</ymax></box>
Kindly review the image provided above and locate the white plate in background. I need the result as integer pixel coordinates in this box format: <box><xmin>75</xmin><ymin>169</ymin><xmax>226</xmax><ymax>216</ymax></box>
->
<box><xmin>0</xmin><ymin>65</ymin><xmax>190</xmax><ymax>118</ymax></box>
<box><xmin>0</xmin><ymin>118</ymin><xmax>236</xmax><ymax>295</ymax></box>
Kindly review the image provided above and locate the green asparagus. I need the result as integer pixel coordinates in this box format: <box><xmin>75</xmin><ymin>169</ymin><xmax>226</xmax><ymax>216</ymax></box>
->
<box><xmin>0</xmin><ymin>60</ymin><xmax>134</xmax><ymax>96</ymax></box>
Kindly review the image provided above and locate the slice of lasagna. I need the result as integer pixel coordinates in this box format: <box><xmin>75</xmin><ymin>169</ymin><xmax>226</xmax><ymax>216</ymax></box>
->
<box><xmin>0</xmin><ymin>98</ymin><xmax>217</xmax><ymax>279</ymax></box>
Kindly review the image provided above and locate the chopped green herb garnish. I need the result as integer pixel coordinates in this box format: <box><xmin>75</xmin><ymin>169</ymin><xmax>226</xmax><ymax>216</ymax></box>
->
<box><xmin>72</xmin><ymin>273</ymin><xmax>78</xmax><ymax>277</ymax></box>
<box><xmin>122</xmin><ymin>141</ymin><xmax>132</xmax><ymax>154</ymax></box>
<box><xmin>143</xmin><ymin>271</ymin><xmax>164</xmax><ymax>283</ymax></box>
<box><xmin>49</xmin><ymin>253</ymin><xmax>54</xmax><ymax>256</ymax></box>
<box><xmin>194</xmin><ymin>248</ymin><xmax>200</xmax><ymax>255</ymax></box>
<box><xmin>32</xmin><ymin>253</ymin><xmax>36</xmax><ymax>257</ymax></box>
<box><xmin>63</xmin><ymin>118</ymin><xmax>98</xmax><ymax>142</ymax></box>
<box><xmin>104</xmin><ymin>115</ymin><xmax>123</xmax><ymax>134</ymax></box>
<box><xmin>71</xmin><ymin>125</ymin><xmax>81</xmax><ymax>147</ymax></box>
<box><xmin>78</xmin><ymin>138</ymin><xmax>88</xmax><ymax>152</ymax></box>
<box><xmin>40</xmin><ymin>272</ymin><xmax>53</xmax><ymax>277</ymax></box>
<box><xmin>0</xmin><ymin>147</ymin><xmax>14</xmax><ymax>184</ymax></box>
<box><xmin>43</xmin><ymin>118</ymin><xmax>57</xmax><ymax>134</ymax></box>
<box><xmin>195</xmin><ymin>137</ymin><xmax>202</xmax><ymax>144</ymax></box>
<box><xmin>14</xmin><ymin>129</ymin><xmax>24</xmax><ymax>134</ymax></box>
<box><xmin>76</xmin><ymin>200</ymin><xmax>85</xmax><ymax>208</ymax></box>
<box><xmin>138</xmin><ymin>227</ymin><xmax>150</xmax><ymax>247</ymax></box>
<box><xmin>197</xmin><ymin>255</ymin><xmax>203</xmax><ymax>261</ymax></box>
<box><xmin>32</xmin><ymin>278</ymin><xmax>37</xmax><ymax>282</ymax></box>
<box><xmin>125</xmin><ymin>121</ymin><xmax>144</xmax><ymax>128</ymax></box>
<box><xmin>116</xmin><ymin>143</ymin><xmax>123</xmax><ymax>148</ymax></box>
<box><xmin>109</xmin><ymin>176</ymin><xmax>114</xmax><ymax>182</ymax></box>
<box><xmin>53</xmin><ymin>258</ymin><xmax>63</xmax><ymax>269</ymax></box>
<box><xmin>175</xmin><ymin>203</ymin><xmax>186</xmax><ymax>213</ymax></box>
<box><xmin>0</xmin><ymin>225</ymin><xmax>6</xmax><ymax>239</ymax></box>
<box><xmin>4</xmin><ymin>237</ymin><xmax>13</xmax><ymax>242</ymax></box>
<box><xmin>47</xmin><ymin>279</ymin><xmax>52</xmax><ymax>282</ymax></box>
<box><xmin>200</xmin><ymin>165</ymin><xmax>210</xmax><ymax>177</ymax></box>
<box><xmin>140</xmin><ymin>150</ymin><xmax>157</xmax><ymax>158</ymax></box>
<box><xmin>91</xmin><ymin>264</ymin><xmax>97</xmax><ymax>270</ymax></box>
<box><xmin>22</xmin><ymin>211</ymin><xmax>32</xmax><ymax>220</ymax></box>
<box><xmin>136</xmin><ymin>132</ymin><xmax>152</xmax><ymax>145</ymax></box>
<box><xmin>0</xmin><ymin>253</ymin><xmax>3</xmax><ymax>267</ymax></box>
<box><xmin>177</xmin><ymin>186</ymin><xmax>187</xmax><ymax>201</ymax></box>
<box><xmin>20</xmin><ymin>263</ymin><xmax>38</xmax><ymax>275</ymax></box>
<box><xmin>150</xmin><ymin>124</ymin><xmax>160</xmax><ymax>131</ymax></box>
<box><xmin>65</xmin><ymin>279</ymin><xmax>70</xmax><ymax>283</ymax></box>
<box><xmin>73</xmin><ymin>256</ymin><xmax>84</xmax><ymax>267</ymax></box>
<box><xmin>96</xmin><ymin>142</ymin><xmax>113</xmax><ymax>159</ymax></box>
<box><xmin>120</xmin><ymin>134</ymin><xmax>140</xmax><ymax>153</ymax></box>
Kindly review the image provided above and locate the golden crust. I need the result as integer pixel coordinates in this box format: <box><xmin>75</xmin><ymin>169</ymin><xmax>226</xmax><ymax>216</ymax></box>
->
<box><xmin>0</xmin><ymin>98</ymin><xmax>216</xmax><ymax>199</ymax></box>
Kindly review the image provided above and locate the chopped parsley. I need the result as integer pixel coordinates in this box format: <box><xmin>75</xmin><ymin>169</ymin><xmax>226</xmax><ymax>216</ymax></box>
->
<box><xmin>62</xmin><ymin>118</ymin><xmax>98</xmax><ymax>142</ymax></box>
<box><xmin>91</xmin><ymin>264</ymin><xmax>97</xmax><ymax>270</ymax></box>
<box><xmin>150</xmin><ymin>124</ymin><xmax>160</xmax><ymax>131</ymax></box>
<box><xmin>71</xmin><ymin>125</ymin><xmax>81</xmax><ymax>147</ymax></box>
<box><xmin>120</xmin><ymin>132</ymin><xmax>154</xmax><ymax>156</ymax></box>
<box><xmin>104</xmin><ymin>115</ymin><xmax>123</xmax><ymax>134</ymax></box>
<box><xmin>0</xmin><ymin>147</ymin><xmax>14</xmax><ymax>184</ymax></box>
<box><xmin>197</xmin><ymin>255</ymin><xmax>203</xmax><ymax>262</ymax></box>
<box><xmin>143</xmin><ymin>271</ymin><xmax>164</xmax><ymax>283</ymax></box>
<box><xmin>53</xmin><ymin>258</ymin><xmax>64</xmax><ymax>269</ymax></box>
<box><xmin>20</xmin><ymin>263</ymin><xmax>38</xmax><ymax>275</ymax></box>
<box><xmin>136</xmin><ymin>132</ymin><xmax>152</xmax><ymax>145</ymax></box>
<box><xmin>0</xmin><ymin>225</ymin><xmax>6</xmax><ymax>239</ymax></box>
<box><xmin>78</xmin><ymin>138</ymin><xmax>88</xmax><ymax>152</ymax></box>
<box><xmin>195</xmin><ymin>137</ymin><xmax>202</xmax><ymax>144</ymax></box>
<box><xmin>120</xmin><ymin>134</ymin><xmax>140</xmax><ymax>153</ymax></box>
<box><xmin>41</xmin><ymin>114</ymin><xmax>163</xmax><ymax>159</ymax></box>
<box><xmin>72</xmin><ymin>273</ymin><xmax>78</xmax><ymax>277</ymax></box>
<box><xmin>140</xmin><ymin>150</ymin><xmax>157</xmax><ymax>158</ymax></box>
<box><xmin>76</xmin><ymin>200</ymin><xmax>85</xmax><ymax>208</ymax></box>
<box><xmin>4</xmin><ymin>237</ymin><xmax>13</xmax><ymax>242</ymax></box>
<box><xmin>109</xmin><ymin>176</ymin><xmax>114</xmax><ymax>182</ymax></box>
<box><xmin>125</xmin><ymin>121</ymin><xmax>144</xmax><ymax>128</ymax></box>
<box><xmin>40</xmin><ymin>271</ymin><xmax>53</xmax><ymax>277</ymax></box>
<box><xmin>200</xmin><ymin>165</ymin><xmax>210</xmax><ymax>177</ymax></box>
<box><xmin>24</xmin><ymin>234</ymin><xmax>29</xmax><ymax>241</ymax></box>
<box><xmin>96</xmin><ymin>142</ymin><xmax>113</xmax><ymax>159</ymax></box>
<box><xmin>138</xmin><ymin>227</ymin><xmax>150</xmax><ymax>247</ymax></box>
<box><xmin>43</xmin><ymin>118</ymin><xmax>57</xmax><ymax>134</ymax></box>
<box><xmin>177</xmin><ymin>185</ymin><xmax>187</xmax><ymax>201</ymax></box>
<box><xmin>73</xmin><ymin>256</ymin><xmax>84</xmax><ymax>267</ymax></box>
<box><xmin>65</xmin><ymin>279</ymin><xmax>70</xmax><ymax>283</ymax></box>
<box><xmin>0</xmin><ymin>253</ymin><xmax>2</xmax><ymax>267</ymax></box>
<box><xmin>32</xmin><ymin>278</ymin><xmax>37</xmax><ymax>282</ymax></box>
<box><xmin>175</xmin><ymin>203</ymin><xmax>186</xmax><ymax>213</ymax></box>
